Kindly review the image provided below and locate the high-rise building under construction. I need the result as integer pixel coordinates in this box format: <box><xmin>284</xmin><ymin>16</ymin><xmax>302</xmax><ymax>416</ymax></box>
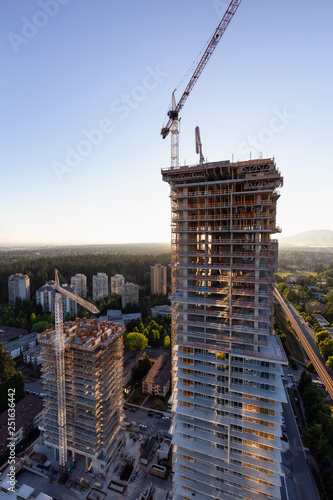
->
<box><xmin>162</xmin><ymin>158</ymin><xmax>287</xmax><ymax>500</ymax></box>
<box><xmin>39</xmin><ymin>317</ymin><xmax>124</xmax><ymax>473</ymax></box>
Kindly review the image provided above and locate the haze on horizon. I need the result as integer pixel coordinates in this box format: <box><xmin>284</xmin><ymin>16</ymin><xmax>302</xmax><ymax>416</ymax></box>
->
<box><xmin>1</xmin><ymin>0</ymin><xmax>332</xmax><ymax>247</ymax></box>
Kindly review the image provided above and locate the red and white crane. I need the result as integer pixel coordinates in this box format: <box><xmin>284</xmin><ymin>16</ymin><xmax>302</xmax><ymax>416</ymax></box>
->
<box><xmin>53</xmin><ymin>269</ymin><xmax>99</xmax><ymax>469</ymax></box>
<box><xmin>161</xmin><ymin>0</ymin><xmax>243</xmax><ymax>168</ymax></box>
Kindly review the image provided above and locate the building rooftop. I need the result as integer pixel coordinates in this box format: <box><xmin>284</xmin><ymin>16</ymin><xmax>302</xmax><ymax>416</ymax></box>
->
<box><xmin>35</xmin><ymin>493</ymin><xmax>53</xmax><ymax>500</ymax></box>
<box><xmin>0</xmin><ymin>394</ymin><xmax>43</xmax><ymax>444</ymax></box>
<box><xmin>122</xmin><ymin>313</ymin><xmax>142</xmax><ymax>324</ymax></box>
<box><xmin>16</xmin><ymin>484</ymin><xmax>34</xmax><ymax>500</ymax></box>
<box><xmin>0</xmin><ymin>326</ymin><xmax>27</xmax><ymax>344</ymax></box>
<box><xmin>142</xmin><ymin>355</ymin><xmax>171</xmax><ymax>387</ymax></box>
<box><xmin>4</xmin><ymin>332</ymin><xmax>37</xmax><ymax>351</ymax></box>
<box><xmin>38</xmin><ymin>318</ymin><xmax>125</xmax><ymax>351</ymax></box>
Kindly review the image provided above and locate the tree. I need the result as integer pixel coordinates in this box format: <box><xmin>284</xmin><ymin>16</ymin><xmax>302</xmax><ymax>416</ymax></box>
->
<box><xmin>64</xmin><ymin>312</ymin><xmax>71</xmax><ymax>322</ymax></box>
<box><xmin>315</xmin><ymin>330</ymin><xmax>330</xmax><ymax>345</ymax></box>
<box><xmin>306</xmin><ymin>361</ymin><xmax>316</xmax><ymax>374</ymax></box>
<box><xmin>30</xmin><ymin>313</ymin><xmax>36</xmax><ymax>324</ymax></box>
<box><xmin>123</xmin><ymin>332</ymin><xmax>148</xmax><ymax>351</ymax></box>
<box><xmin>298</xmin><ymin>370</ymin><xmax>312</xmax><ymax>394</ymax></box>
<box><xmin>277</xmin><ymin>282</ymin><xmax>287</xmax><ymax>293</ymax></box>
<box><xmin>306</xmin><ymin>423</ymin><xmax>328</xmax><ymax>460</ymax></box>
<box><xmin>164</xmin><ymin>335</ymin><xmax>171</xmax><ymax>349</ymax></box>
<box><xmin>284</xmin><ymin>288</ymin><xmax>296</xmax><ymax>302</ymax></box>
<box><xmin>319</xmin><ymin>338</ymin><xmax>333</xmax><ymax>360</ymax></box>
<box><xmin>32</xmin><ymin>321</ymin><xmax>49</xmax><ymax>333</ymax></box>
<box><xmin>326</xmin><ymin>356</ymin><xmax>333</xmax><ymax>370</ymax></box>
<box><xmin>135</xmin><ymin>356</ymin><xmax>152</xmax><ymax>379</ymax></box>
<box><xmin>0</xmin><ymin>343</ymin><xmax>16</xmax><ymax>382</ymax></box>
<box><xmin>150</xmin><ymin>329</ymin><xmax>160</xmax><ymax>345</ymax></box>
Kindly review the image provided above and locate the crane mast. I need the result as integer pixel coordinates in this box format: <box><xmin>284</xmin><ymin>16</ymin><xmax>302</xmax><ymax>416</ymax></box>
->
<box><xmin>161</xmin><ymin>0</ymin><xmax>243</xmax><ymax>168</ymax></box>
<box><xmin>52</xmin><ymin>269</ymin><xmax>99</xmax><ymax>470</ymax></box>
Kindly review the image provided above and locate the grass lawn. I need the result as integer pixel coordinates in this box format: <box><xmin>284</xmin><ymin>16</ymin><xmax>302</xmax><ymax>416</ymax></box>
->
<box><xmin>274</xmin><ymin>303</ymin><xmax>308</xmax><ymax>364</ymax></box>
<box><xmin>128</xmin><ymin>388</ymin><xmax>146</xmax><ymax>406</ymax></box>
<box><xmin>151</xmin><ymin>397</ymin><xmax>168</xmax><ymax>412</ymax></box>
<box><xmin>150</xmin><ymin>389</ymin><xmax>171</xmax><ymax>412</ymax></box>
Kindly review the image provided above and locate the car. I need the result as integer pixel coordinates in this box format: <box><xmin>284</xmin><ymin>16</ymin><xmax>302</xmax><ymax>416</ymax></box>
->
<box><xmin>66</xmin><ymin>480</ymin><xmax>72</xmax><ymax>488</ymax></box>
<box><xmin>123</xmin><ymin>405</ymin><xmax>128</xmax><ymax>410</ymax></box>
<box><xmin>162</xmin><ymin>416</ymin><xmax>170</xmax><ymax>420</ymax></box>
<box><xmin>148</xmin><ymin>412</ymin><xmax>154</xmax><ymax>417</ymax></box>
<box><xmin>154</xmin><ymin>414</ymin><xmax>162</xmax><ymax>419</ymax></box>
<box><xmin>129</xmin><ymin>407</ymin><xmax>136</xmax><ymax>412</ymax></box>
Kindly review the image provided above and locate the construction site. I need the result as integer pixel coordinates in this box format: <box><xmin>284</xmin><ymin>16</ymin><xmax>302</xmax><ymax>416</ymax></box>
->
<box><xmin>38</xmin><ymin>317</ymin><xmax>125</xmax><ymax>474</ymax></box>
<box><xmin>162</xmin><ymin>158</ymin><xmax>287</xmax><ymax>500</ymax></box>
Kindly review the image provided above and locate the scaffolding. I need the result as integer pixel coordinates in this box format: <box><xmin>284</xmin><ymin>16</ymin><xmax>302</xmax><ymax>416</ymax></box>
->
<box><xmin>39</xmin><ymin>318</ymin><xmax>124</xmax><ymax>472</ymax></box>
<box><xmin>162</xmin><ymin>158</ymin><xmax>287</xmax><ymax>500</ymax></box>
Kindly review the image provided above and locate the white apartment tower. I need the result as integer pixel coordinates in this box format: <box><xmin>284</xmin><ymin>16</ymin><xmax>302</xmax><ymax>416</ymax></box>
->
<box><xmin>92</xmin><ymin>273</ymin><xmax>108</xmax><ymax>301</ymax></box>
<box><xmin>70</xmin><ymin>274</ymin><xmax>87</xmax><ymax>299</ymax></box>
<box><xmin>111</xmin><ymin>274</ymin><xmax>125</xmax><ymax>295</ymax></box>
<box><xmin>162</xmin><ymin>158</ymin><xmax>287</xmax><ymax>500</ymax></box>
<box><xmin>36</xmin><ymin>282</ymin><xmax>77</xmax><ymax>318</ymax></box>
<box><xmin>121</xmin><ymin>282</ymin><xmax>139</xmax><ymax>309</ymax></box>
<box><xmin>151</xmin><ymin>264</ymin><xmax>167</xmax><ymax>295</ymax></box>
<box><xmin>8</xmin><ymin>274</ymin><xmax>30</xmax><ymax>303</ymax></box>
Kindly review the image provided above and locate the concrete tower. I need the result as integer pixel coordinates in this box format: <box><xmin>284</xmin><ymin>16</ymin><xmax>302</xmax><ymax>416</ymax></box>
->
<box><xmin>162</xmin><ymin>158</ymin><xmax>287</xmax><ymax>500</ymax></box>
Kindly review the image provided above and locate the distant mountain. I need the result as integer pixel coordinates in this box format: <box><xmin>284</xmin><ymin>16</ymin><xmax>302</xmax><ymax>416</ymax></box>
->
<box><xmin>279</xmin><ymin>230</ymin><xmax>333</xmax><ymax>247</ymax></box>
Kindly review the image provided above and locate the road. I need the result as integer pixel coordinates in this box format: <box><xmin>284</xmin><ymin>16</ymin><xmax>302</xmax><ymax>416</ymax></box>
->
<box><xmin>281</xmin><ymin>386</ymin><xmax>320</xmax><ymax>500</ymax></box>
<box><xmin>274</xmin><ymin>287</ymin><xmax>333</xmax><ymax>399</ymax></box>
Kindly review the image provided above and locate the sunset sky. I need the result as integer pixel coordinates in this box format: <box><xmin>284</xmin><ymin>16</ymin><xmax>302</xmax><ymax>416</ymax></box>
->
<box><xmin>1</xmin><ymin>0</ymin><xmax>332</xmax><ymax>245</ymax></box>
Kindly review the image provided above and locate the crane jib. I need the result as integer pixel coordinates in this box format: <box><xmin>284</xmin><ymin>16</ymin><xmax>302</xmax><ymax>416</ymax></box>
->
<box><xmin>162</xmin><ymin>0</ymin><xmax>242</xmax><ymax>139</ymax></box>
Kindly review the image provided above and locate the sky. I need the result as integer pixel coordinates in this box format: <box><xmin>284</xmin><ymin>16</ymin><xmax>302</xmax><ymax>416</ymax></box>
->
<box><xmin>1</xmin><ymin>0</ymin><xmax>332</xmax><ymax>246</ymax></box>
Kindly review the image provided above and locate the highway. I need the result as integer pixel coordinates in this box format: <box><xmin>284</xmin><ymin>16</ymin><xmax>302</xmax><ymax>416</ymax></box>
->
<box><xmin>274</xmin><ymin>287</ymin><xmax>333</xmax><ymax>399</ymax></box>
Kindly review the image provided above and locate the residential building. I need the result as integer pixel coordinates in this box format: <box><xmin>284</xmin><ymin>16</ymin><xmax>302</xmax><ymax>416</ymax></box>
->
<box><xmin>70</xmin><ymin>274</ymin><xmax>87</xmax><ymax>299</ymax></box>
<box><xmin>151</xmin><ymin>264</ymin><xmax>167</xmax><ymax>295</ymax></box>
<box><xmin>92</xmin><ymin>273</ymin><xmax>108</xmax><ymax>301</ymax></box>
<box><xmin>36</xmin><ymin>282</ymin><xmax>77</xmax><ymax>318</ymax></box>
<box><xmin>38</xmin><ymin>317</ymin><xmax>125</xmax><ymax>473</ymax></box>
<box><xmin>8</xmin><ymin>274</ymin><xmax>30</xmax><ymax>304</ymax></box>
<box><xmin>122</xmin><ymin>313</ymin><xmax>142</xmax><ymax>325</ymax></box>
<box><xmin>98</xmin><ymin>310</ymin><xmax>142</xmax><ymax>326</ymax></box>
<box><xmin>4</xmin><ymin>332</ymin><xmax>37</xmax><ymax>359</ymax></box>
<box><xmin>121</xmin><ymin>282</ymin><xmax>139</xmax><ymax>309</ymax></box>
<box><xmin>142</xmin><ymin>355</ymin><xmax>171</xmax><ymax>397</ymax></box>
<box><xmin>23</xmin><ymin>344</ymin><xmax>42</xmax><ymax>365</ymax></box>
<box><xmin>162</xmin><ymin>158</ymin><xmax>287</xmax><ymax>500</ymax></box>
<box><xmin>111</xmin><ymin>274</ymin><xmax>125</xmax><ymax>295</ymax></box>
<box><xmin>151</xmin><ymin>305</ymin><xmax>171</xmax><ymax>318</ymax></box>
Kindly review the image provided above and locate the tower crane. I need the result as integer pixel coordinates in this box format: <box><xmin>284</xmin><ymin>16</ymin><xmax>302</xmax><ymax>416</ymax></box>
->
<box><xmin>52</xmin><ymin>269</ymin><xmax>99</xmax><ymax>470</ymax></box>
<box><xmin>161</xmin><ymin>0</ymin><xmax>243</xmax><ymax>169</ymax></box>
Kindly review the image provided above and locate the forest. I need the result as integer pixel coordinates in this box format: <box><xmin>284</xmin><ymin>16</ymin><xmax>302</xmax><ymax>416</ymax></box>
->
<box><xmin>0</xmin><ymin>247</ymin><xmax>171</xmax><ymax>303</ymax></box>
